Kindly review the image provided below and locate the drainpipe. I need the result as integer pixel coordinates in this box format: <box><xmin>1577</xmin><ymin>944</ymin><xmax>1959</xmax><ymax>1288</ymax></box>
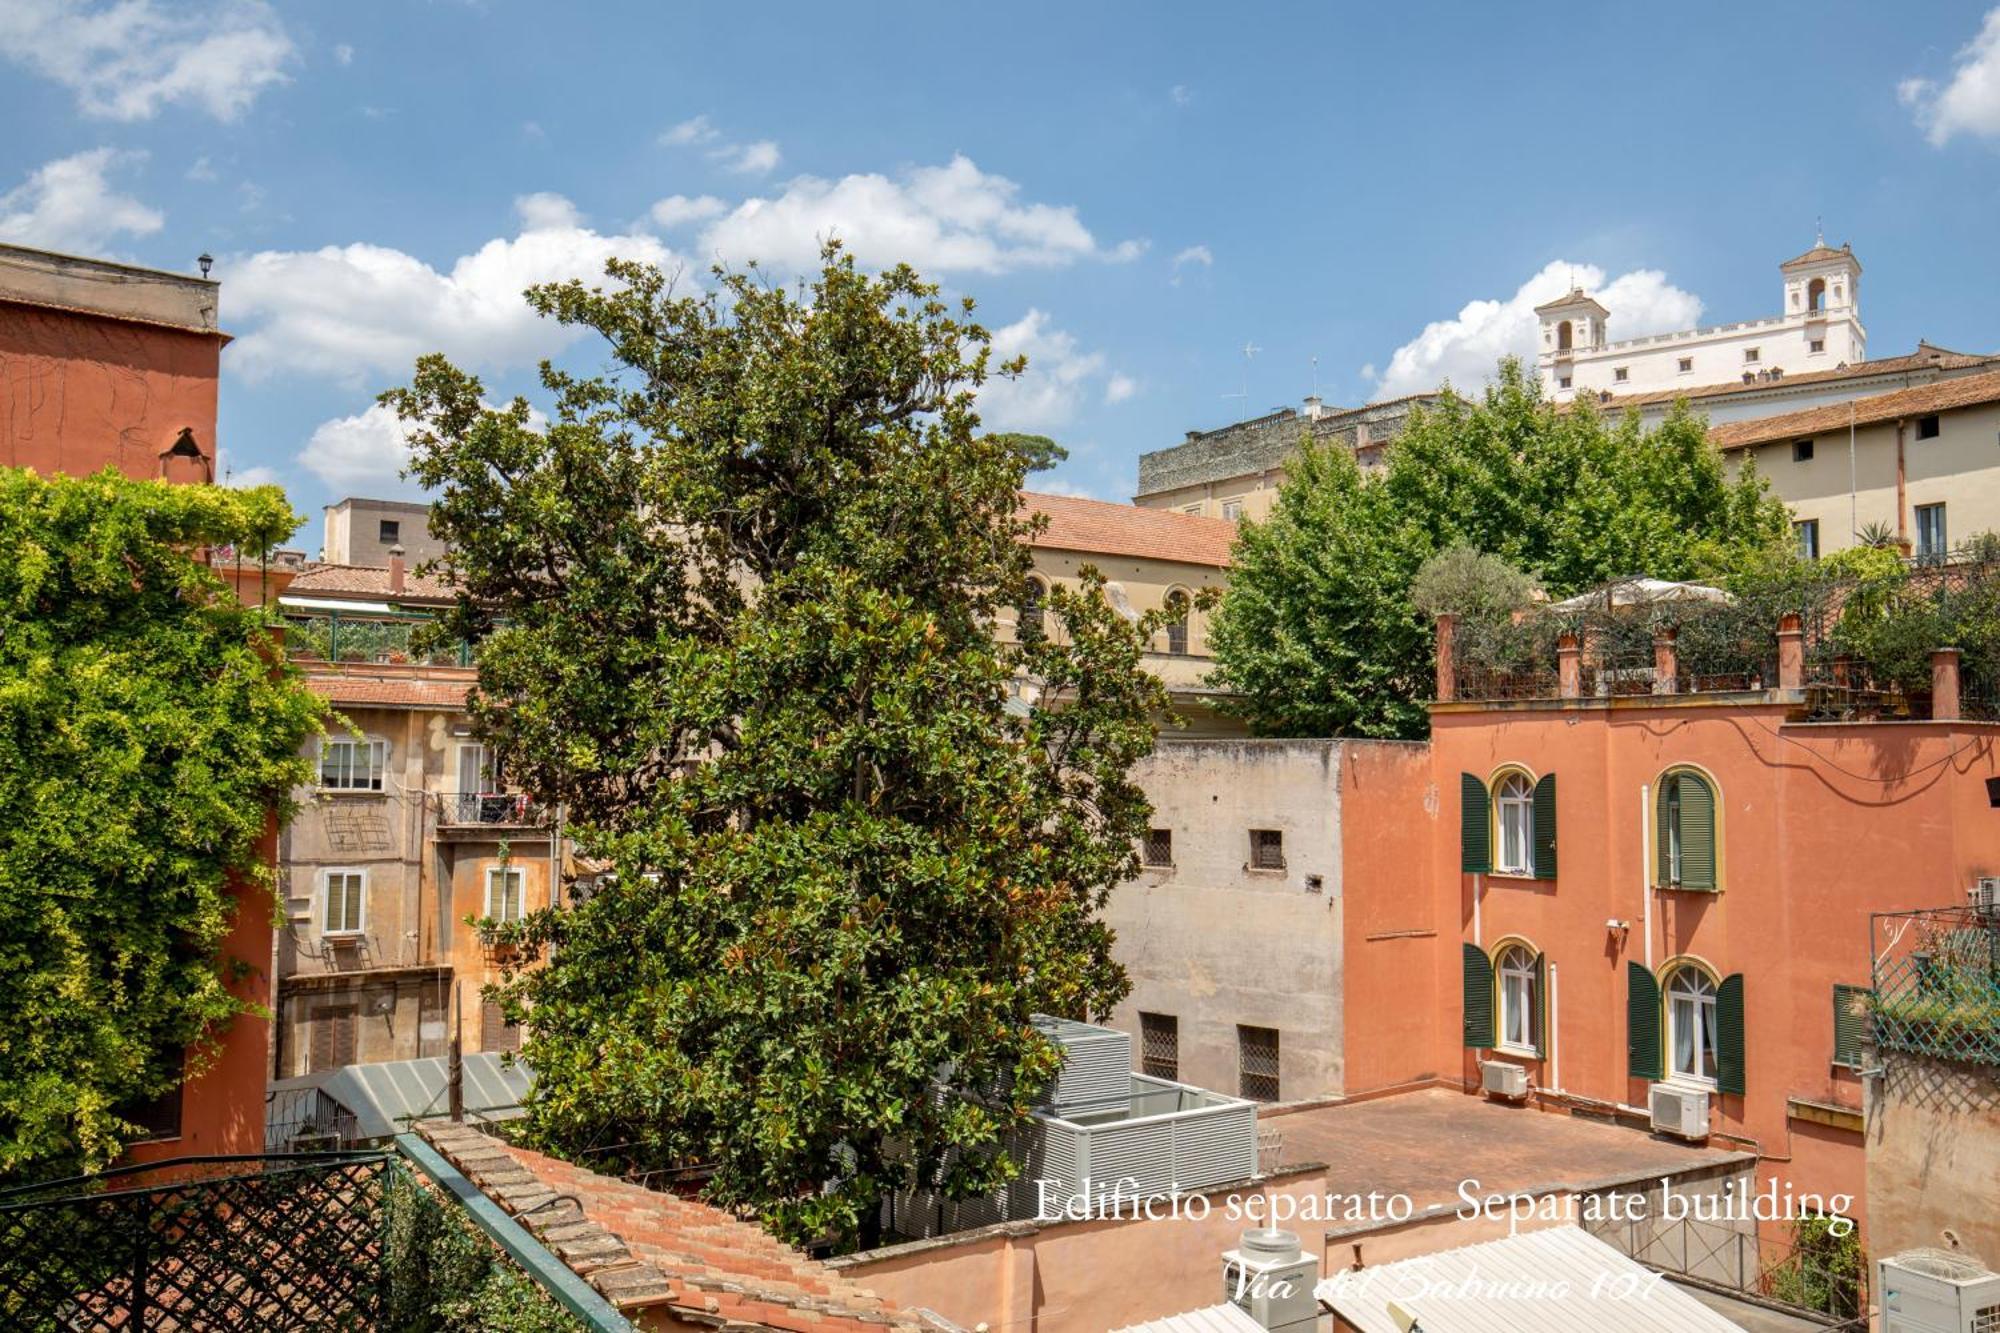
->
<box><xmin>1895</xmin><ymin>420</ymin><xmax>1908</xmax><ymax>553</ymax></box>
<box><xmin>1640</xmin><ymin>784</ymin><xmax>1653</xmax><ymax>970</ymax></box>
<box><xmin>1549</xmin><ymin>962</ymin><xmax>1561</xmax><ymax>1095</ymax></box>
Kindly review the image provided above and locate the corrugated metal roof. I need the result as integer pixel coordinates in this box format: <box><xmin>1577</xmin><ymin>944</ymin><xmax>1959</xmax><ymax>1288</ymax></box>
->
<box><xmin>270</xmin><ymin>1052</ymin><xmax>531</xmax><ymax>1139</ymax></box>
<box><xmin>1319</xmin><ymin>1226</ymin><xmax>1748</xmax><ymax>1332</ymax></box>
<box><xmin>1110</xmin><ymin>1302</ymin><xmax>1265</xmax><ymax>1333</ymax></box>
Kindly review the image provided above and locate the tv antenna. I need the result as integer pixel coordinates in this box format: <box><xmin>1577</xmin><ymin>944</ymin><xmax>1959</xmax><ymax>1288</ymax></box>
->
<box><xmin>1222</xmin><ymin>340</ymin><xmax>1260</xmax><ymax>406</ymax></box>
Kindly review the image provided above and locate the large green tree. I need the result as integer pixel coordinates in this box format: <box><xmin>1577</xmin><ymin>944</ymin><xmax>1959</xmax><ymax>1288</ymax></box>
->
<box><xmin>387</xmin><ymin>250</ymin><xmax>1165</xmax><ymax>1249</ymax></box>
<box><xmin>0</xmin><ymin>470</ymin><xmax>322</xmax><ymax>1178</ymax></box>
<box><xmin>1209</xmin><ymin>359</ymin><xmax>1791</xmax><ymax>738</ymax></box>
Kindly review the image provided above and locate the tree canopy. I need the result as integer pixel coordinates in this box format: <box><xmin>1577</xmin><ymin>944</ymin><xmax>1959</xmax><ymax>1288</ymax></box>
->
<box><xmin>387</xmin><ymin>249</ymin><xmax>1166</xmax><ymax>1249</ymax></box>
<box><xmin>1208</xmin><ymin>360</ymin><xmax>1791</xmax><ymax>738</ymax></box>
<box><xmin>0</xmin><ymin>470</ymin><xmax>322</xmax><ymax>1178</ymax></box>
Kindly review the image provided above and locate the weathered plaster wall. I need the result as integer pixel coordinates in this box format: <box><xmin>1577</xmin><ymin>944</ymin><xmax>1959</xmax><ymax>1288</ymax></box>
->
<box><xmin>1866</xmin><ymin>1050</ymin><xmax>2000</xmax><ymax>1268</ymax></box>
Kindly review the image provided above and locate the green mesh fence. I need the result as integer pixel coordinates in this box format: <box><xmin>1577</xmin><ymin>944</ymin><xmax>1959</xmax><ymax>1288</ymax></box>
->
<box><xmin>1871</xmin><ymin>908</ymin><xmax>2000</xmax><ymax>1068</ymax></box>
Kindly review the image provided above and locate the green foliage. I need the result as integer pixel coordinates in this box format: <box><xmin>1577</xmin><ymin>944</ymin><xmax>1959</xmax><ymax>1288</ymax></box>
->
<box><xmin>1209</xmin><ymin>359</ymin><xmax>1791</xmax><ymax>737</ymax></box>
<box><xmin>385</xmin><ymin>1169</ymin><xmax>586</xmax><ymax>1333</ymax></box>
<box><xmin>989</xmin><ymin>432</ymin><xmax>1068</xmax><ymax>473</ymax></box>
<box><xmin>1411</xmin><ymin>545</ymin><xmax>1542</xmax><ymax>624</ymax></box>
<box><xmin>387</xmin><ymin>247</ymin><xmax>1164</xmax><ymax>1250</ymax></box>
<box><xmin>0</xmin><ymin>469</ymin><xmax>324</xmax><ymax>1179</ymax></box>
<box><xmin>1766</xmin><ymin>1215</ymin><xmax>1865</xmax><ymax>1319</ymax></box>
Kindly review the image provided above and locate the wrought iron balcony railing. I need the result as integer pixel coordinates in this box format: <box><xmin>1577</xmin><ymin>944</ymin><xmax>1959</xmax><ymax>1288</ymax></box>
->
<box><xmin>1871</xmin><ymin>905</ymin><xmax>2000</xmax><ymax>1068</ymax></box>
<box><xmin>437</xmin><ymin>791</ymin><xmax>548</xmax><ymax>828</ymax></box>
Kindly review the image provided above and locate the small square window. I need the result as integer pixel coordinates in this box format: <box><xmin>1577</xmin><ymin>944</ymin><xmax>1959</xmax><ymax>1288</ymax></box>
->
<box><xmin>1917</xmin><ymin>415</ymin><xmax>1941</xmax><ymax>441</ymax></box>
<box><xmin>379</xmin><ymin>519</ymin><xmax>400</xmax><ymax>544</ymax></box>
<box><xmin>1557</xmin><ymin>376</ymin><xmax>1572</xmax><ymax>390</ymax></box>
<box><xmin>1238</xmin><ymin>1025</ymin><xmax>1280</xmax><ymax>1102</ymax></box>
<box><xmin>1677</xmin><ymin>357</ymin><xmax>1693</xmax><ymax>373</ymax></box>
<box><xmin>1249</xmin><ymin>829</ymin><xmax>1284</xmax><ymax>870</ymax></box>
<box><xmin>1809</xmin><ymin>339</ymin><xmax>1825</xmax><ymax>354</ymax></box>
<box><xmin>1221</xmin><ymin>498</ymin><xmax>1244</xmax><ymax>522</ymax></box>
<box><xmin>1793</xmin><ymin>440</ymin><xmax>1814</xmax><ymax>463</ymax></box>
<box><xmin>1743</xmin><ymin>348</ymin><xmax>1760</xmax><ymax>364</ymax></box>
<box><xmin>1613</xmin><ymin>367</ymin><xmax>1628</xmax><ymax>383</ymax></box>
<box><xmin>1140</xmin><ymin>1012</ymin><xmax>1179</xmax><ymax>1081</ymax></box>
<box><xmin>1142</xmin><ymin>828</ymin><xmax>1174</xmax><ymax>867</ymax></box>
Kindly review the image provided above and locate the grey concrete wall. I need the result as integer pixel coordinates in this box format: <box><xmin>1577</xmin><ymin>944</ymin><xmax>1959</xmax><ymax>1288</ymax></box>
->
<box><xmin>1103</xmin><ymin>739</ymin><xmax>1345</xmax><ymax>1102</ymax></box>
<box><xmin>323</xmin><ymin>498</ymin><xmax>445</xmax><ymax>567</ymax></box>
<box><xmin>0</xmin><ymin>241</ymin><xmax>217</xmax><ymax>331</ymax></box>
<box><xmin>1866</xmin><ymin>1050</ymin><xmax>2000</xmax><ymax>1267</ymax></box>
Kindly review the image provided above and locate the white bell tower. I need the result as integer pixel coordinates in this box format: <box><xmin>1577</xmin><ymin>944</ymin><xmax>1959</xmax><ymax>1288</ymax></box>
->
<box><xmin>1781</xmin><ymin>234</ymin><xmax>1865</xmax><ymax>364</ymax></box>
<box><xmin>1533</xmin><ymin>286</ymin><xmax>1609</xmax><ymax>399</ymax></box>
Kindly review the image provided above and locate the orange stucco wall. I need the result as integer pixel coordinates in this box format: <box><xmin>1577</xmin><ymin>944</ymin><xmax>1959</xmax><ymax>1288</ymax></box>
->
<box><xmin>1412</xmin><ymin>696</ymin><xmax>2000</xmax><ymax>1238</ymax></box>
<box><xmin>0</xmin><ymin>301</ymin><xmax>221</xmax><ymax>481</ymax></box>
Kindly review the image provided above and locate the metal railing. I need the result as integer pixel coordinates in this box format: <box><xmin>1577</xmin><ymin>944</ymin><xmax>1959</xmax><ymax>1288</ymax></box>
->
<box><xmin>438</xmin><ymin>791</ymin><xmax>549</xmax><ymax>826</ymax></box>
<box><xmin>1871</xmin><ymin>906</ymin><xmax>2000</xmax><ymax>1068</ymax></box>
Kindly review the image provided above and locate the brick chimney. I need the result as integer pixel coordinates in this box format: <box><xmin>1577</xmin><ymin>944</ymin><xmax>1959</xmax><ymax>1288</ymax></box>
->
<box><xmin>388</xmin><ymin>543</ymin><xmax>406</xmax><ymax>596</ymax></box>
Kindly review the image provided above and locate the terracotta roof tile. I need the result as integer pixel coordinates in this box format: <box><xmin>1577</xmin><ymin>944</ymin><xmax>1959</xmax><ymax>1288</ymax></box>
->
<box><xmin>1709</xmin><ymin>368</ymin><xmax>2000</xmax><ymax>452</ymax></box>
<box><xmin>417</xmin><ymin>1122</ymin><xmax>932</xmax><ymax>1333</ymax></box>
<box><xmin>305</xmin><ymin>669</ymin><xmax>473</xmax><ymax>709</ymax></box>
<box><xmin>286</xmin><ymin>562</ymin><xmax>457</xmax><ymax>603</ymax></box>
<box><xmin>1021</xmin><ymin>491</ymin><xmax>1236</xmax><ymax>567</ymax></box>
<box><xmin>1780</xmin><ymin>241</ymin><xmax>1858</xmax><ymax>270</ymax></box>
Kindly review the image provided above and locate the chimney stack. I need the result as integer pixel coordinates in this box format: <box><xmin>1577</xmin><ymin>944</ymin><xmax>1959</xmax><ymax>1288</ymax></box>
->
<box><xmin>1222</xmin><ymin>1227</ymin><xmax>1320</xmax><ymax>1333</ymax></box>
<box><xmin>388</xmin><ymin>543</ymin><xmax>407</xmax><ymax>596</ymax></box>
<box><xmin>1303</xmin><ymin>395</ymin><xmax>1324</xmax><ymax>421</ymax></box>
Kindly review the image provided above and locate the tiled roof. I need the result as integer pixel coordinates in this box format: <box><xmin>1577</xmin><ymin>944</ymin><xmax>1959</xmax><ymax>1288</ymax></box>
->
<box><xmin>1709</xmin><ymin>368</ymin><xmax>2000</xmax><ymax>451</ymax></box>
<box><xmin>306</xmin><ymin>670</ymin><xmax>472</xmax><ymax>709</ymax></box>
<box><xmin>1781</xmin><ymin>241</ymin><xmax>1856</xmax><ymax>270</ymax></box>
<box><xmin>1576</xmin><ymin>342</ymin><xmax>2000</xmax><ymax>413</ymax></box>
<box><xmin>417</xmin><ymin>1122</ymin><xmax>928</xmax><ymax>1332</ymax></box>
<box><xmin>1532</xmin><ymin>287</ymin><xmax>1606</xmax><ymax>315</ymax></box>
<box><xmin>285</xmin><ymin>562</ymin><xmax>457</xmax><ymax>603</ymax></box>
<box><xmin>1022</xmin><ymin>491</ymin><xmax>1237</xmax><ymax>567</ymax></box>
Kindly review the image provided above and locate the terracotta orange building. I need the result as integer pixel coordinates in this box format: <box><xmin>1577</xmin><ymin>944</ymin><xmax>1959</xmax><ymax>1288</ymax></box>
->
<box><xmin>1</xmin><ymin>242</ymin><xmax>224</xmax><ymax>484</ymax></box>
<box><xmin>1335</xmin><ymin>609</ymin><xmax>2000</xmax><ymax>1245</ymax></box>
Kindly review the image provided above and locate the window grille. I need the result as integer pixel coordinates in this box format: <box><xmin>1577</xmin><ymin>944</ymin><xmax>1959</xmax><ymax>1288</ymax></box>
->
<box><xmin>1142</xmin><ymin>828</ymin><xmax>1173</xmax><ymax>867</ymax></box>
<box><xmin>1238</xmin><ymin>1025</ymin><xmax>1280</xmax><ymax>1102</ymax></box>
<box><xmin>1140</xmin><ymin>1012</ymin><xmax>1178</xmax><ymax>1081</ymax></box>
<box><xmin>1249</xmin><ymin>829</ymin><xmax>1285</xmax><ymax>870</ymax></box>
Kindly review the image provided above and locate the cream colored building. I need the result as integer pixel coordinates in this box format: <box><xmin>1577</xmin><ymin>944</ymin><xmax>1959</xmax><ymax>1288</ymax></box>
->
<box><xmin>1713</xmin><ymin>368</ymin><xmax>2000</xmax><ymax>559</ymax></box>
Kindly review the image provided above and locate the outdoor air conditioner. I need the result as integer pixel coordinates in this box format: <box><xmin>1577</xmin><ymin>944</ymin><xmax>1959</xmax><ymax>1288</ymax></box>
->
<box><xmin>1648</xmin><ymin>1083</ymin><xmax>1710</xmax><ymax>1141</ymax></box>
<box><xmin>1971</xmin><ymin>877</ymin><xmax>2000</xmax><ymax>920</ymax></box>
<box><xmin>1479</xmin><ymin>1060</ymin><xmax>1529</xmax><ymax>1102</ymax></box>
<box><xmin>1878</xmin><ymin>1249</ymin><xmax>2000</xmax><ymax>1333</ymax></box>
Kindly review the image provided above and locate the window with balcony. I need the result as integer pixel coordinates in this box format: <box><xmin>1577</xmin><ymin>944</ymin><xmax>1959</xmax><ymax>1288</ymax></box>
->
<box><xmin>1237</xmin><ymin>1024</ymin><xmax>1280</xmax><ymax>1102</ymax></box>
<box><xmin>319</xmin><ymin>738</ymin><xmax>387</xmax><ymax>791</ymax></box>
<box><xmin>1249</xmin><ymin>829</ymin><xmax>1285</xmax><ymax>871</ymax></box>
<box><xmin>1140</xmin><ymin>1012</ymin><xmax>1179</xmax><ymax>1081</ymax></box>
<box><xmin>485</xmin><ymin>867</ymin><xmax>526</xmax><ymax>923</ymax></box>
<box><xmin>323</xmin><ymin>869</ymin><xmax>365</xmax><ymax>936</ymax></box>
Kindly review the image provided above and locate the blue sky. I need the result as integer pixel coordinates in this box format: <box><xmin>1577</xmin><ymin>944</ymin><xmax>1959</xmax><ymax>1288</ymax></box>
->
<box><xmin>6</xmin><ymin>2</ymin><xmax>2000</xmax><ymax>542</ymax></box>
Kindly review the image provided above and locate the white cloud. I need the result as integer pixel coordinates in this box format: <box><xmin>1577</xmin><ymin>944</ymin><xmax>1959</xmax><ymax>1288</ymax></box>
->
<box><xmin>298</xmin><ymin>402</ymin><xmax>426</xmax><ymax>496</ymax></box>
<box><xmin>0</xmin><ymin>149</ymin><xmax>163</xmax><ymax>252</ymax></box>
<box><xmin>693</xmin><ymin>155</ymin><xmax>1142</xmax><ymax>276</ymax></box>
<box><xmin>650</xmin><ymin>194</ymin><xmax>728</xmax><ymax>227</ymax></box>
<box><xmin>717</xmin><ymin>139</ymin><xmax>781</xmax><ymax>175</ymax></box>
<box><xmin>977</xmin><ymin>309</ymin><xmax>1110</xmax><ymax>433</ymax></box>
<box><xmin>1371</xmin><ymin>260</ymin><xmax>1704</xmax><ymax>399</ymax></box>
<box><xmin>186</xmin><ymin>154</ymin><xmax>218</xmax><ymax>182</ymax></box>
<box><xmin>659</xmin><ymin>115</ymin><xmax>718</xmax><ymax>147</ymax></box>
<box><xmin>659</xmin><ymin>115</ymin><xmax>782</xmax><ymax>176</ymax></box>
<box><xmin>224</xmin><ymin>193</ymin><xmax>680</xmax><ymax>383</ymax></box>
<box><xmin>1901</xmin><ymin>7</ymin><xmax>2000</xmax><ymax>144</ymax></box>
<box><xmin>1030</xmin><ymin>476</ymin><xmax>1104</xmax><ymax>500</ymax></box>
<box><xmin>224</xmin><ymin>463</ymin><xmax>281</xmax><ymax>488</ymax></box>
<box><xmin>1170</xmin><ymin>244</ymin><xmax>1212</xmax><ymax>285</ymax></box>
<box><xmin>1104</xmin><ymin>373</ymin><xmax>1138</xmax><ymax>405</ymax></box>
<box><xmin>1170</xmin><ymin>84</ymin><xmax>1192</xmax><ymax>106</ymax></box>
<box><xmin>0</xmin><ymin>0</ymin><xmax>295</xmax><ymax>122</ymax></box>
<box><xmin>332</xmin><ymin>42</ymin><xmax>353</xmax><ymax>66</ymax></box>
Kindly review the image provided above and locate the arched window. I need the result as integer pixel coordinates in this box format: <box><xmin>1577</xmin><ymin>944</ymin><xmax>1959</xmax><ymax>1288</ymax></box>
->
<box><xmin>1496</xmin><ymin>943</ymin><xmax>1540</xmax><ymax>1054</ymax></box>
<box><xmin>1163</xmin><ymin>589</ymin><xmax>1190</xmax><ymax>656</ymax></box>
<box><xmin>1556</xmin><ymin>320</ymin><xmax>1573</xmax><ymax>351</ymax></box>
<box><xmin>1494</xmin><ymin>772</ymin><xmax>1535</xmax><ymax>875</ymax></box>
<box><xmin>1017</xmin><ymin>576</ymin><xmax>1047</xmax><ymax>645</ymax></box>
<box><xmin>1807</xmin><ymin>277</ymin><xmax>1826</xmax><ymax>311</ymax></box>
<box><xmin>1656</xmin><ymin>769</ymin><xmax>1719</xmax><ymax>891</ymax></box>
<box><xmin>1666</xmin><ymin>966</ymin><xmax>1719</xmax><ymax>1084</ymax></box>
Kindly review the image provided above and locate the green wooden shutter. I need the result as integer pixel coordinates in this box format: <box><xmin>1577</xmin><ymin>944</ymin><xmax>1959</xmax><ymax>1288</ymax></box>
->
<box><xmin>1717</xmin><ymin>973</ymin><xmax>1745</xmax><ymax>1094</ymax></box>
<box><xmin>1532</xmin><ymin>952</ymin><xmax>1548</xmax><ymax>1054</ymax></box>
<box><xmin>1627</xmin><ymin>962</ymin><xmax>1662</xmax><ymax>1080</ymax></box>
<box><xmin>1532</xmin><ymin>774</ymin><xmax>1557</xmax><ymax>880</ymax></box>
<box><xmin>1679</xmin><ymin>775</ymin><xmax>1717</xmax><ymax>891</ymax></box>
<box><xmin>1463</xmin><ymin>944</ymin><xmax>1494</xmax><ymax>1048</ymax></box>
<box><xmin>1460</xmin><ymin>773</ymin><xmax>1491</xmax><ymax>873</ymax></box>
<box><xmin>1831</xmin><ymin>984</ymin><xmax>1869</xmax><ymax>1070</ymax></box>
<box><xmin>1655</xmin><ymin>777</ymin><xmax>1673</xmax><ymax>886</ymax></box>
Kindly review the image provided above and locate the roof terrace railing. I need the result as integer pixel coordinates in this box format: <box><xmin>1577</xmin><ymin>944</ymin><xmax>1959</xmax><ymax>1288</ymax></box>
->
<box><xmin>1871</xmin><ymin>905</ymin><xmax>2000</xmax><ymax>1069</ymax></box>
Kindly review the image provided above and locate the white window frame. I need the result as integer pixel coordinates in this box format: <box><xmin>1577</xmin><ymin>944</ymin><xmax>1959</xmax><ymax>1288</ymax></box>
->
<box><xmin>485</xmin><ymin>866</ymin><xmax>527</xmax><ymax>923</ymax></box>
<box><xmin>322</xmin><ymin>868</ymin><xmax>366</xmax><ymax>937</ymax></box>
<box><xmin>1917</xmin><ymin>503</ymin><xmax>1947</xmax><ymax>559</ymax></box>
<box><xmin>1743</xmin><ymin>347</ymin><xmax>1760</xmax><ymax>364</ymax></box>
<box><xmin>319</xmin><ymin>737</ymin><xmax>388</xmax><ymax>792</ymax></box>
<box><xmin>1494</xmin><ymin>773</ymin><xmax>1534</xmax><ymax>876</ymax></box>
<box><xmin>1220</xmin><ymin>497</ymin><xmax>1244</xmax><ymax>522</ymax></box>
<box><xmin>1496</xmin><ymin>944</ymin><xmax>1538</xmax><ymax>1055</ymax></box>
<box><xmin>1667</xmin><ymin>967</ymin><xmax>1720</xmax><ymax>1087</ymax></box>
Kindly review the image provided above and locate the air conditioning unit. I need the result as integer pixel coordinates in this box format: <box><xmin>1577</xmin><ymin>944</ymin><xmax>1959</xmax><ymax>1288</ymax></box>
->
<box><xmin>1480</xmin><ymin>1060</ymin><xmax>1529</xmax><ymax>1102</ymax></box>
<box><xmin>1879</xmin><ymin>1249</ymin><xmax>2000</xmax><ymax>1333</ymax></box>
<box><xmin>1648</xmin><ymin>1083</ymin><xmax>1710</xmax><ymax>1141</ymax></box>
<box><xmin>1971</xmin><ymin>877</ymin><xmax>2000</xmax><ymax>920</ymax></box>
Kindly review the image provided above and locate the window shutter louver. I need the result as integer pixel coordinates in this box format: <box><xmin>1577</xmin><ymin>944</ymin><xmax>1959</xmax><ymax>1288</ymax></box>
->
<box><xmin>1460</xmin><ymin>774</ymin><xmax>1491</xmax><ymax>873</ymax></box>
<box><xmin>1831</xmin><ymin>984</ymin><xmax>1869</xmax><ymax>1071</ymax></box>
<box><xmin>1627</xmin><ymin>962</ymin><xmax>1662</xmax><ymax>1080</ymax></box>
<box><xmin>1532</xmin><ymin>773</ymin><xmax>1557</xmax><ymax>879</ymax></box>
<box><xmin>1532</xmin><ymin>952</ymin><xmax>1548</xmax><ymax>1054</ymax></box>
<box><xmin>1679</xmin><ymin>775</ymin><xmax>1717</xmax><ymax>890</ymax></box>
<box><xmin>1462</xmin><ymin>944</ymin><xmax>1494</xmax><ymax>1048</ymax></box>
<box><xmin>1717</xmin><ymin>973</ymin><xmax>1746</xmax><ymax>1094</ymax></box>
<box><xmin>1655</xmin><ymin>778</ymin><xmax>1673</xmax><ymax>886</ymax></box>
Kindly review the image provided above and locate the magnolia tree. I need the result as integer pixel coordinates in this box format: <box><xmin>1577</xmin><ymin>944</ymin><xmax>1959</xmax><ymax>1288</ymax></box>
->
<box><xmin>387</xmin><ymin>249</ymin><xmax>1167</xmax><ymax>1249</ymax></box>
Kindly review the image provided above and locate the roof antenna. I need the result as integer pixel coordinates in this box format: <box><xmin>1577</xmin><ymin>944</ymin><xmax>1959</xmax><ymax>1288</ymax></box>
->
<box><xmin>1221</xmin><ymin>340</ymin><xmax>1260</xmax><ymax>407</ymax></box>
<box><xmin>1310</xmin><ymin>354</ymin><xmax>1319</xmax><ymax>397</ymax></box>
<box><xmin>1815</xmin><ymin>215</ymin><xmax>1824</xmax><ymax>247</ymax></box>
